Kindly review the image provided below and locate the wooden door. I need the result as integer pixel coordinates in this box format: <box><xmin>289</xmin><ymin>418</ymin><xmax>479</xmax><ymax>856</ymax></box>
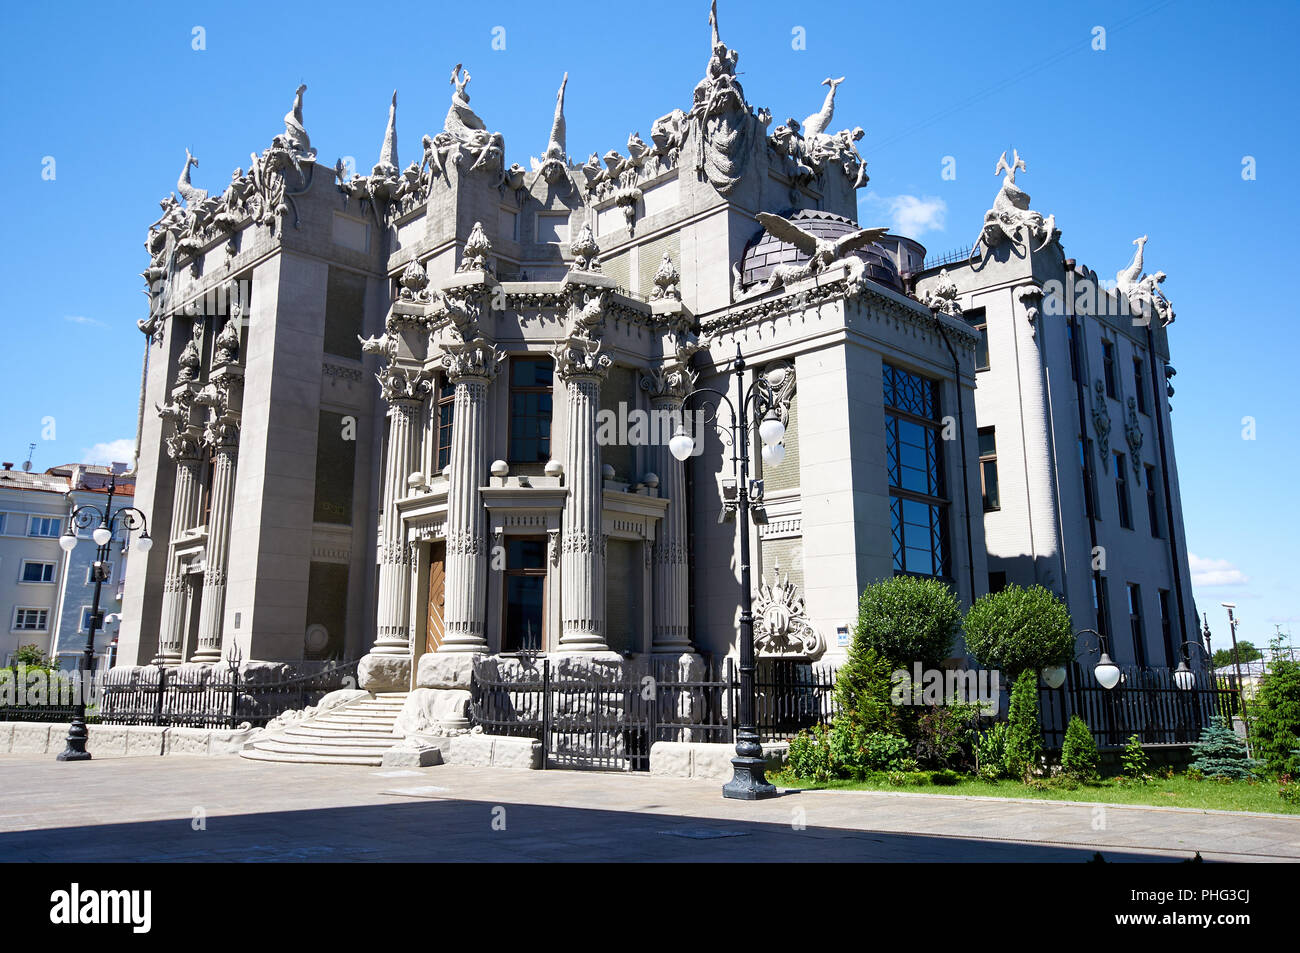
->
<box><xmin>425</xmin><ymin>542</ymin><xmax>446</xmax><ymax>654</ymax></box>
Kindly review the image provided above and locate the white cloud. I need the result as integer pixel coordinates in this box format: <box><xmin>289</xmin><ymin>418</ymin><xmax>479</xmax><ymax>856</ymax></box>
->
<box><xmin>860</xmin><ymin>194</ymin><xmax>947</xmax><ymax>238</ymax></box>
<box><xmin>65</xmin><ymin>315</ymin><xmax>106</xmax><ymax>327</ymax></box>
<box><xmin>1189</xmin><ymin>553</ymin><xmax>1249</xmax><ymax>588</ymax></box>
<box><xmin>81</xmin><ymin>438</ymin><xmax>136</xmax><ymax>467</ymax></box>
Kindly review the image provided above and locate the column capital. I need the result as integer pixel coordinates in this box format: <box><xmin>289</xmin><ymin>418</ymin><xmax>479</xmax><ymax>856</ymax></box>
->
<box><xmin>640</xmin><ymin>361</ymin><xmax>697</xmax><ymax>403</ymax></box>
<box><xmin>441</xmin><ymin>336</ymin><xmax>505</xmax><ymax>384</ymax></box>
<box><xmin>377</xmin><ymin>363</ymin><xmax>435</xmax><ymax>404</ymax></box>
<box><xmin>164</xmin><ymin>429</ymin><xmax>205</xmax><ymax>462</ymax></box>
<box><xmin>552</xmin><ymin>335</ymin><xmax>612</xmax><ymax>383</ymax></box>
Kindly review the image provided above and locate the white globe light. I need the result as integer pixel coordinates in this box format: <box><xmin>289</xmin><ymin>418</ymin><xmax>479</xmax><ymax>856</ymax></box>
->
<box><xmin>135</xmin><ymin>534</ymin><xmax>154</xmax><ymax>554</ymax></box>
<box><xmin>1094</xmin><ymin>654</ymin><xmax>1121</xmax><ymax>691</ymax></box>
<box><xmin>669</xmin><ymin>429</ymin><xmax>695</xmax><ymax>462</ymax></box>
<box><xmin>761</xmin><ymin>442</ymin><xmax>786</xmax><ymax>467</ymax></box>
<box><xmin>759</xmin><ymin>413</ymin><xmax>785</xmax><ymax>446</ymax></box>
<box><xmin>1173</xmin><ymin>663</ymin><xmax>1195</xmax><ymax>691</ymax></box>
<box><xmin>92</xmin><ymin>527</ymin><xmax>112</xmax><ymax>547</ymax></box>
<box><xmin>1040</xmin><ymin>665</ymin><xmax>1067</xmax><ymax>690</ymax></box>
<box><xmin>59</xmin><ymin>533</ymin><xmax>77</xmax><ymax>553</ymax></box>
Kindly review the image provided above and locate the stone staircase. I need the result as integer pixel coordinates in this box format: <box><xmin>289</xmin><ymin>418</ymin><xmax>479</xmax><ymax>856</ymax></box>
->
<box><xmin>240</xmin><ymin>693</ymin><xmax>407</xmax><ymax>766</ymax></box>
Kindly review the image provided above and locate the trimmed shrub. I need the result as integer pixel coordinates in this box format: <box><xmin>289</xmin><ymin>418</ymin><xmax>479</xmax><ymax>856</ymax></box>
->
<box><xmin>962</xmin><ymin>584</ymin><xmax>1074</xmax><ymax>677</ymax></box>
<box><xmin>1003</xmin><ymin>672</ymin><xmax>1042</xmax><ymax>781</ymax></box>
<box><xmin>1060</xmin><ymin>716</ymin><xmax>1100</xmax><ymax>781</ymax></box>
<box><xmin>852</xmin><ymin>576</ymin><xmax>962</xmax><ymax>669</ymax></box>
<box><xmin>1188</xmin><ymin>716</ymin><xmax>1259</xmax><ymax>780</ymax></box>
<box><xmin>1249</xmin><ymin>644</ymin><xmax>1300</xmax><ymax>776</ymax></box>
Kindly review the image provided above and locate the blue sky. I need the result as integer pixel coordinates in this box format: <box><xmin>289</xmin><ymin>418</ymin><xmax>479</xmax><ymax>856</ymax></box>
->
<box><xmin>1</xmin><ymin>0</ymin><xmax>1295</xmax><ymax>648</ymax></box>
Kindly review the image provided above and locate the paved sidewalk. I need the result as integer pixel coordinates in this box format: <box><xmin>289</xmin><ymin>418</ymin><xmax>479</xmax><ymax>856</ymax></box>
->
<box><xmin>1</xmin><ymin>755</ymin><xmax>1297</xmax><ymax>862</ymax></box>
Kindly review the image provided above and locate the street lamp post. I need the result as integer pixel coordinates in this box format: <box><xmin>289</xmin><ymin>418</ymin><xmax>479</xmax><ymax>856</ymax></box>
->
<box><xmin>56</xmin><ymin>474</ymin><xmax>152</xmax><ymax>761</ymax></box>
<box><xmin>1221</xmin><ymin>602</ymin><xmax>1250</xmax><ymax>737</ymax></box>
<box><xmin>1075</xmin><ymin>628</ymin><xmax>1121</xmax><ymax>690</ymax></box>
<box><xmin>670</xmin><ymin>345</ymin><xmax>786</xmax><ymax>800</ymax></box>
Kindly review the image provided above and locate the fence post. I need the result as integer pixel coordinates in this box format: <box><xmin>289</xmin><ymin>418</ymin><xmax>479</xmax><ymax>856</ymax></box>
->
<box><xmin>153</xmin><ymin>664</ymin><xmax>166</xmax><ymax>727</ymax></box>
<box><xmin>541</xmin><ymin>658</ymin><xmax>551</xmax><ymax>771</ymax></box>
<box><xmin>229</xmin><ymin>665</ymin><xmax>240</xmax><ymax>729</ymax></box>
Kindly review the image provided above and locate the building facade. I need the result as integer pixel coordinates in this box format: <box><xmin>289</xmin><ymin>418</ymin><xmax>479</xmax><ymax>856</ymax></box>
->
<box><xmin>118</xmin><ymin>4</ymin><xmax>1195</xmax><ymax>724</ymax></box>
<box><xmin>0</xmin><ymin>461</ymin><xmax>134</xmax><ymax>669</ymax></box>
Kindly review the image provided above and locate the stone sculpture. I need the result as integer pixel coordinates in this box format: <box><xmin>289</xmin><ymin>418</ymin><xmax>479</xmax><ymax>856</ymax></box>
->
<box><xmin>569</xmin><ymin>222</ymin><xmax>601</xmax><ymax>272</ymax></box>
<box><xmin>1116</xmin><ymin>236</ymin><xmax>1175</xmax><ymax>327</ymax></box>
<box><xmin>753</xmin><ymin>562</ymin><xmax>825</xmax><ymax>658</ymax></box>
<box><xmin>650</xmin><ymin>252</ymin><xmax>681</xmax><ymax>301</ymax></box>
<box><xmin>971</xmin><ymin>149</ymin><xmax>1058</xmax><ymax>259</ymax></box>
<box><xmin>688</xmin><ymin>0</ymin><xmax>756</xmax><ymax>196</ymax></box>
<box><xmin>752</xmin><ymin>211</ymin><xmax>889</xmax><ymax>293</ymax></box>
<box><xmin>920</xmin><ymin>269</ymin><xmax>963</xmax><ymax>316</ymax></box>
<box><xmin>533</xmin><ymin>73</ymin><xmax>569</xmax><ymax>184</ymax></box>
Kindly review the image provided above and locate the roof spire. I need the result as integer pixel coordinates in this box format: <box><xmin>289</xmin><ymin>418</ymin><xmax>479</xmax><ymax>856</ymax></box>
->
<box><xmin>373</xmin><ymin>90</ymin><xmax>399</xmax><ymax>177</ymax></box>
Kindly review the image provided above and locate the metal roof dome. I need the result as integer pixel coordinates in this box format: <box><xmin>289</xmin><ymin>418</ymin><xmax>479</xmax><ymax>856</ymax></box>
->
<box><xmin>739</xmin><ymin>209</ymin><xmax>904</xmax><ymax>293</ymax></box>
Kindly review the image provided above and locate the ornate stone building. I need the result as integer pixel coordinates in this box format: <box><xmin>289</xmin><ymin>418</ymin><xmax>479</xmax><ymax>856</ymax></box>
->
<box><xmin>118</xmin><ymin>3</ymin><xmax>1194</xmax><ymax>731</ymax></box>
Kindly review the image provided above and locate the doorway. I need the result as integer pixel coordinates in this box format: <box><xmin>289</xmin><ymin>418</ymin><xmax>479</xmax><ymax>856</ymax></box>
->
<box><xmin>425</xmin><ymin>542</ymin><xmax>446</xmax><ymax>654</ymax></box>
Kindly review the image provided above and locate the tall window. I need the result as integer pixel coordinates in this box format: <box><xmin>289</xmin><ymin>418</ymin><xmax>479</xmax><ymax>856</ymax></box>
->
<box><xmin>1128</xmin><ymin>583</ymin><xmax>1147</xmax><ymax>667</ymax></box>
<box><xmin>885</xmin><ymin>364</ymin><xmax>949</xmax><ymax>579</ymax></box>
<box><xmin>978</xmin><ymin>427</ymin><xmax>1000</xmax><ymax>511</ymax></box>
<box><xmin>964</xmin><ymin>308</ymin><xmax>988</xmax><ymax>371</ymax></box>
<box><xmin>313</xmin><ymin>410</ymin><xmax>357</xmax><ymax>524</ymax></box>
<box><xmin>1133</xmin><ymin>357</ymin><xmax>1148</xmax><ymax>414</ymax></box>
<box><xmin>435</xmin><ymin>378</ymin><xmax>455</xmax><ymax>472</ymax></box>
<box><xmin>1067</xmin><ymin>317</ymin><xmax>1081</xmax><ymax>381</ymax></box>
<box><xmin>323</xmin><ymin>267</ymin><xmax>366</xmax><ymax>360</ymax></box>
<box><xmin>1145</xmin><ymin>464</ymin><xmax>1161</xmax><ymax>537</ymax></box>
<box><xmin>1114</xmin><ymin>452</ymin><xmax>1131</xmax><ymax>529</ymax></box>
<box><xmin>1102</xmin><ymin>340</ymin><xmax>1117</xmax><ymax>398</ymax></box>
<box><xmin>1079</xmin><ymin>436</ymin><xmax>1098</xmax><ymax>519</ymax></box>
<box><xmin>508</xmin><ymin>358</ymin><xmax>554</xmax><ymax>468</ymax></box>
<box><xmin>502</xmin><ymin>537</ymin><xmax>547</xmax><ymax>652</ymax></box>
<box><xmin>1093</xmin><ymin>576</ymin><xmax>1111</xmax><ymax>641</ymax></box>
<box><xmin>1159</xmin><ymin>589</ymin><xmax>1174</xmax><ymax>667</ymax></box>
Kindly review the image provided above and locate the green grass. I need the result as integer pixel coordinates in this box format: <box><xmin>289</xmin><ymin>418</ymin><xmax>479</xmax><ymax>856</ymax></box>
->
<box><xmin>770</xmin><ymin>771</ymin><xmax>1300</xmax><ymax>815</ymax></box>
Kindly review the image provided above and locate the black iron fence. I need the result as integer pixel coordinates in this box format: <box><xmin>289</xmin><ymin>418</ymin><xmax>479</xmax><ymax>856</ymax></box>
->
<box><xmin>0</xmin><ymin>660</ymin><xmax>360</xmax><ymax>729</ymax></box>
<box><xmin>469</xmin><ymin>655</ymin><xmax>838</xmax><ymax>771</ymax></box>
<box><xmin>1037</xmin><ymin>662</ymin><xmax>1239</xmax><ymax>749</ymax></box>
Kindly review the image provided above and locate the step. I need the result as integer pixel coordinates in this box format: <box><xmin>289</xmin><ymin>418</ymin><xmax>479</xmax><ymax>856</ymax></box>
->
<box><xmin>286</xmin><ymin>722</ymin><xmax>396</xmax><ymax>737</ymax></box>
<box><xmin>282</xmin><ymin>727</ymin><xmax>396</xmax><ymax>745</ymax></box>
<box><xmin>240</xmin><ymin>748</ymin><xmax>382</xmax><ymax>766</ymax></box>
<box><xmin>252</xmin><ymin>739</ymin><xmax>398</xmax><ymax>758</ymax></box>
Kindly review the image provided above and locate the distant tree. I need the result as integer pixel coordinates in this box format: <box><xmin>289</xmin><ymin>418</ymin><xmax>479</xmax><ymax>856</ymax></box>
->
<box><xmin>1212</xmin><ymin>641</ymin><xmax>1262</xmax><ymax>669</ymax></box>
<box><xmin>1250</xmin><ymin>640</ymin><xmax>1300</xmax><ymax>775</ymax></box>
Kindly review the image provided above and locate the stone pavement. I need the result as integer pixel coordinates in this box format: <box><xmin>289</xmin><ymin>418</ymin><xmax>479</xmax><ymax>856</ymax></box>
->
<box><xmin>1</xmin><ymin>755</ymin><xmax>1297</xmax><ymax>862</ymax></box>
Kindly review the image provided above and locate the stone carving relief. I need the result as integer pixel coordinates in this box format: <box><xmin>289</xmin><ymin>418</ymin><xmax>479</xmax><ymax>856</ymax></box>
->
<box><xmin>754</xmin><ymin>562</ymin><xmax>825</xmax><ymax>658</ymax></box>
<box><xmin>1124</xmin><ymin>397</ymin><xmax>1144</xmax><ymax>471</ymax></box>
<box><xmin>971</xmin><ymin>150</ymin><xmax>1059</xmax><ymax>260</ymax></box>
<box><xmin>398</xmin><ymin>258</ymin><xmax>431</xmax><ymax>303</ymax></box>
<box><xmin>761</xmin><ymin>362</ymin><xmax>796</xmax><ymax>425</ymax></box>
<box><xmin>1115</xmin><ymin>235</ymin><xmax>1175</xmax><ymax>328</ymax></box>
<box><xmin>457</xmin><ymin>221</ymin><xmax>494</xmax><ymax>275</ymax></box>
<box><xmin>767</xmin><ymin>77</ymin><xmax>868</xmax><ymax>191</ymax></box>
<box><xmin>687</xmin><ymin>1</ymin><xmax>760</xmax><ymax>196</ymax></box>
<box><xmin>650</xmin><ymin>252</ymin><xmax>681</xmax><ymax>301</ymax></box>
<box><xmin>569</xmin><ymin>222</ymin><xmax>601</xmax><ymax>272</ymax></box>
<box><xmin>1092</xmin><ymin>379</ymin><xmax>1112</xmax><ymax>461</ymax></box>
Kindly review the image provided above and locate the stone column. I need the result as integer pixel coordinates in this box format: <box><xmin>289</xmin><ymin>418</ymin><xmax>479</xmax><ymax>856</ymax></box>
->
<box><xmin>371</xmin><ymin>367</ymin><xmax>433</xmax><ymax>657</ymax></box>
<box><xmin>155</xmin><ymin>431</ymin><xmax>203</xmax><ymax>665</ymax></box>
<box><xmin>554</xmin><ymin>337</ymin><xmax>612</xmax><ymax>651</ymax></box>
<box><xmin>191</xmin><ymin>423</ymin><xmax>237</xmax><ymax>663</ymax></box>
<box><xmin>643</xmin><ymin>364</ymin><xmax>694</xmax><ymax>654</ymax></box>
<box><xmin>437</xmin><ymin>340</ymin><xmax>502</xmax><ymax>653</ymax></box>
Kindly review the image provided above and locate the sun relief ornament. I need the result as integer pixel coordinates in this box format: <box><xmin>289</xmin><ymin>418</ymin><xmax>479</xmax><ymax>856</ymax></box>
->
<box><xmin>754</xmin><ymin>561</ymin><xmax>825</xmax><ymax>658</ymax></box>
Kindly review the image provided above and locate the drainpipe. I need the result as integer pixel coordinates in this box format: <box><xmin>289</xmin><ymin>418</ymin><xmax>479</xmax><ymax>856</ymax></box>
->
<box><xmin>1145</xmin><ymin>321</ymin><xmax>1190</xmax><ymax>648</ymax></box>
<box><xmin>931</xmin><ymin>307</ymin><xmax>977</xmax><ymax>604</ymax></box>
<box><xmin>1065</xmin><ymin>261</ymin><xmax>1103</xmax><ymax>632</ymax></box>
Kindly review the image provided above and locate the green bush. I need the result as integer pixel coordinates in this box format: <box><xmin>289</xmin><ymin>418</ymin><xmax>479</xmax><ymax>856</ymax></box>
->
<box><xmin>1249</xmin><ymin>642</ymin><xmax>1300</xmax><ymax>776</ymax></box>
<box><xmin>831</xmin><ymin>645</ymin><xmax>900</xmax><ymax>736</ymax></box>
<box><xmin>852</xmin><ymin>576</ymin><xmax>962</xmax><ymax>669</ymax></box>
<box><xmin>1188</xmin><ymin>716</ymin><xmax>1259</xmax><ymax>780</ymax></box>
<box><xmin>786</xmin><ymin>724</ymin><xmax>834</xmax><ymax>783</ymax></box>
<box><xmin>1060</xmin><ymin>716</ymin><xmax>1100</xmax><ymax>781</ymax></box>
<box><xmin>829</xmin><ymin>723</ymin><xmax>913</xmax><ymax>777</ymax></box>
<box><xmin>1002</xmin><ymin>672</ymin><xmax>1042</xmax><ymax>781</ymax></box>
<box><xmin>930</xmin><ymin>768</ymin><xmax>961</xmax><ymax>786</ymax></box>
<box><xmin>1121</xmin><ymin>734</ymin><xmax>1150</xmax><ymax>782</ymax></box>
<box><xmin>962</xmin><ymin>584</ymin><xmax>1074</xmax><ymax>677</ymax></box>
<box><xmin>974</xmin><ymin>721</ymin><xmax>1009</xmax><ymax>780</ymax></box>
<box><xmin>911</xmin><ymin>702</ymin><xmax>981</xmax><ymax>771</ymax></box>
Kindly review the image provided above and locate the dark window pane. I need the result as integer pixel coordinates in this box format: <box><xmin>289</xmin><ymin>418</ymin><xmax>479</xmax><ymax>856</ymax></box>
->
<box><xmin>324</xmin><ymin>267</ymin><xmax>366</xmax><ymax>360</ymax></box>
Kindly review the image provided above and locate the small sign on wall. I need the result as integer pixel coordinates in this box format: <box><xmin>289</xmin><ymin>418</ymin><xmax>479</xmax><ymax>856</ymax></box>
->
<box><xmin>836</xmin><ymin>625</ymin><xmax>849</xmax><ymax>647</ymax></box>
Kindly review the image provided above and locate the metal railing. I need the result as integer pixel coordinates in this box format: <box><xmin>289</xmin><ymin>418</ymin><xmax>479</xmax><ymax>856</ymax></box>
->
<box><xmin>469</xmin><ymin>656</ymin><xmax>839</xmax><ymax>771</ymax></box>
